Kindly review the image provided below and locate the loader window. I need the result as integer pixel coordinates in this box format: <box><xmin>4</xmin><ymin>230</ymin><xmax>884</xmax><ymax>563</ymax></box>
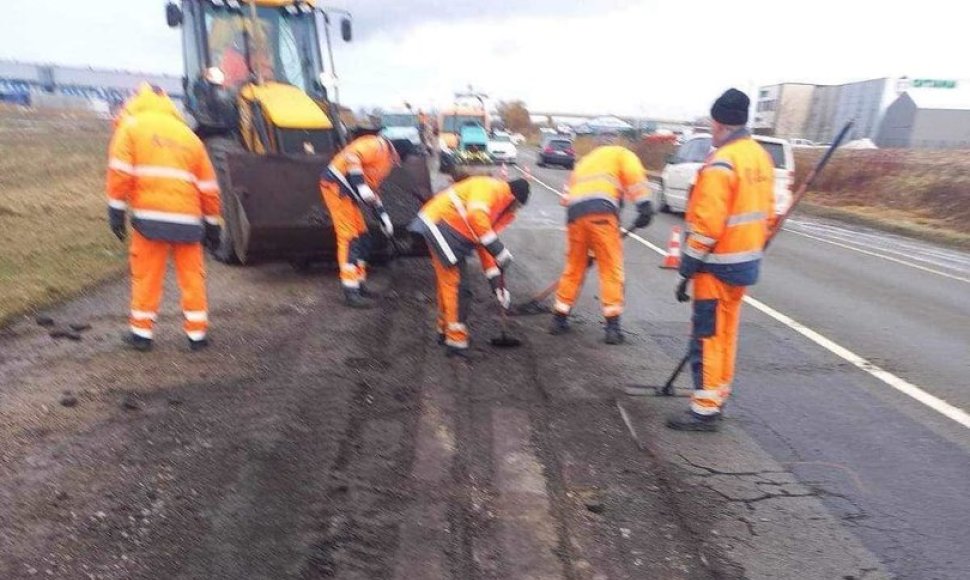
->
<box><xmin>204</xmin><ymin>6</ymin><xmax>323</xmax><ymax>94</ymax></box>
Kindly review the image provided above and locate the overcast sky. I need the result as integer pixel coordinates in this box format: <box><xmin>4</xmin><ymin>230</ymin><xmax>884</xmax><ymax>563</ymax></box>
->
<box><xmin>1</xmin><ymin>1</ymin><xmax>967</xmax><ymax>118</ymax></box>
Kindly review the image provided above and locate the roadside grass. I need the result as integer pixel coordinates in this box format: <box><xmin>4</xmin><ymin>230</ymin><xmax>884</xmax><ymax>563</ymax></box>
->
<box><xmin>795</xmin><ymin>148</ymin><xmax>970</xmax><ymax>241</ymax></box>
<box><xmin>0</xmin><ymin>107</ymin><xmax>124</xmax><ymax>324</ymax></box>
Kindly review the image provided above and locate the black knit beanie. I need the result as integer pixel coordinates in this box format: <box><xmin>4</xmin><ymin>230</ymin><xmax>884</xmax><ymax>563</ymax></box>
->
<box><xmin>508</xmin><ymin>178</ymin><xmax>530</xmax><ymax>205</ymax></box>
<box><xmin>710</xmin><ymin>88</ymin><xmax>750</xmax><ymax>126</ymax></box>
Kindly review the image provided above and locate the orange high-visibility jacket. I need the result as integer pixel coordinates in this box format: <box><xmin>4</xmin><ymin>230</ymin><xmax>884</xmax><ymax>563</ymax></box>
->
<box><xmin>680</xmin><ymin>129</ymin><xmax>776</xmax><ymax>286</ymax></box>
<box><xmin>564</xmin><ymin>145</ymin><xmax>651</xmax><ymax>222</ymax></box>
<box><xmin>322</xmin><ymin>135</ymin><xmax>399</xmax><ymax>202</ymax></box>
<box><xmin>409</xmin><ymin>176</ymin><xmax>518</xmax><ymax>278</ymax></box>
<box><xmin>106</xmin><ymin>90</ymin><xmax>220</xmax><ymax>243</ymax></box>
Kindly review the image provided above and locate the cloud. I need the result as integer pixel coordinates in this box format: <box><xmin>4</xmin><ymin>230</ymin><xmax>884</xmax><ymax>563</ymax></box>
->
<box><xmin>2</xmin><ymin>0</ymin><xmax>969</xmax><ymax>120</ymax></box>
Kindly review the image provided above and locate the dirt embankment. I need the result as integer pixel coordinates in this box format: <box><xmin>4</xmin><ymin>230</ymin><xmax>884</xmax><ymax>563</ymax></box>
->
<box><xmin>794</xmin><ymin>148</ymin><xmax>970</xmax><ymax>245</ymax></box>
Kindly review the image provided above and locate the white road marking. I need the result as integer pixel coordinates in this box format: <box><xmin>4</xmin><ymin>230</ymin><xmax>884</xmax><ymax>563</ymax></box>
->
<box><xmin>785</xmin><ymin>228</ymin><xmax>970</xmax><ymax>284</ymax></box>
<box><xmin>524</xmin><ymin>161</ymin><xmax>970</xmax><ymax>430</ymax></box>
<box><xmin>742</xmin><ymin>296</ymin><xmax>970</xmax><ymax>429</ymax></box>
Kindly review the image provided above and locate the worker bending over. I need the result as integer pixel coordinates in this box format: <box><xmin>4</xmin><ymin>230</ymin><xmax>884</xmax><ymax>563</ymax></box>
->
<box><xmin>550</xmin><ymin>145</ymin><xmax>653</xmax><ymax>344</ymax></box>
<box><xmin>409</xmin><ymin>177</ymin><xmax>530</xmax><ymax>356</ymax></box>
<box><xmin>668</xmin><ymin>88</ymin><xmax>776</xmax><ymax>432</ymax></box>
<box><xmin>106</xmin><ymin>85</ymin><xmax>221</xmax><ymax>352</ymax></box>
<box><xmin>320</xmin><ymin>133</ymin><xmax>415</xmax><ymax>308</ymax></box>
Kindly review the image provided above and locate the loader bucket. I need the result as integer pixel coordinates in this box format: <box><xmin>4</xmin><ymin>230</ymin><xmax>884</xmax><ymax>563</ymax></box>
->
<box><xmin>221</xmin><ymin>151</ymin><xmax>433</xmax><ymax>263</ymax></box>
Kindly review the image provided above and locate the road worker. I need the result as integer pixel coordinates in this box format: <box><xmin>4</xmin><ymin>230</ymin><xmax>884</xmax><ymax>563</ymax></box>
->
<box><xmin>320</xmin><ymin>133</ymin><xmax>415</xmax><ymax>308</ymax></box>
<box><xmin>408</xmin><ymin>177</ymin><xmax>530</xmax><ymax>357</ymax></box>
<box><xmin>668</xmin><ymin>88</ymin><xmax>776</xmax><ymax>432</ymax></box>
<box><xmin>549</xmin><ymin>144</ymin><xmax>653</xmax><ymax>344</ymax></box>
<box><xmin>106</xmin><ymin>85</ymin><xmax>221</xmax><ymax>352</ymax></box>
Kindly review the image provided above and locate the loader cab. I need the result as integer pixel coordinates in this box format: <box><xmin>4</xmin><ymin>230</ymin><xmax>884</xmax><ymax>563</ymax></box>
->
<box><xmin>167</xmin><ymin>0</ymin><xmax>349</xmax><ymax>146</ymax></box>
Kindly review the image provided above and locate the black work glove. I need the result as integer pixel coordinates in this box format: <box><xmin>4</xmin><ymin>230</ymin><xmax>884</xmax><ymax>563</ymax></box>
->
<box><xmin>633</xmin><ymin>200</ymin><xmax>654</xmax><ymax>230</ymax></box>
<box><xmin>204</xmin><ymin>222</ymin><xmax>222</xmax><ymax>251</ymax></box>
<box><xmin>108</xmin><ymin>208</ymin><xmax>126</xmax><ymax>242</ymax></box>
<box><xmin>675</xmin><ymin>277</ymin><xmax>691</xmax><ymax>303</ymax></box>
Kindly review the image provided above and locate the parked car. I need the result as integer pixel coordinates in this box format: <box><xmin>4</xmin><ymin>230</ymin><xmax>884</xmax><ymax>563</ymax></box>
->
<box><xmin>658</xmin><ymin>133</ymin><xmax>794</xmax><ymax>216</ymax></box>
<box><xmin>537</xmin><ymin>138</ymin><xmax>575</xmax><ymax>169</ymax></box>
<box><xmin>488</xmin><ymin>131</ymin><xmax>518</xmax><ymax>164</ymax></box>
<box><xmin>790</xmin><ymin>138</ymin><xmax>817</xmax><ymax>148</ymax></box>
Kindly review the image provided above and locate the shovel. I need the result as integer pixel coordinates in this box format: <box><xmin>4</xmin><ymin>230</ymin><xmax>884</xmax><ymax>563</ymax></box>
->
<box><xmin>490</xmin><ymin>276</ymin><xmax>522</xmax><ymax>348</ymax></box>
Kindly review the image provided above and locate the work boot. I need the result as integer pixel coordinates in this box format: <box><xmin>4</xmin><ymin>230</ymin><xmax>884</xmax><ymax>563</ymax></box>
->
<box><xmin>344</xmin><ymin>288</ymin><xmax>374</xmax><ymax>309</ymax></box>
<box><xmin>666</xmin><ymin>411</ymin><xmax>720</xmax><ymax>432</ymax></box>
<box><xmin>188</xmin><ymin>337</ymin><xmax>210</xmax><ymax>352</ymax></box>
<box><xmin>122</xmin><ymin>332</ymin><xmax>153</xmax><ymax>352</ymax></box>
<box><xmin>359</xmin><ymin>282</ymin><xmax>380</xmax><ymax>299</ymax></box>
<box><xmin>604</xmin><ymin>316</ymin><xmax>624</xmax><ymax>345</ymax></box>
<box><xmin>437</xmin><ymin>332</ymin><xmax>446</xmax><ymax>346</ymax></box>
<box><xmin>446</xmin><ymin>345</ymin><xmax>470</xmax><ymax>359</ymax></box>
<box><xmin>549</xmin><ymin>313</ymin><xmax>570</xmax><ymax>335</ymax></box>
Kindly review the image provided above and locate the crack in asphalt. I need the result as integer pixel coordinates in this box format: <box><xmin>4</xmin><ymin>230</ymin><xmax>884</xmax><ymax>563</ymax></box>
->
<box><xmin>675</xmin><ymin>454</ymin><xmax>790</xmax><ymax>479</ymax></box>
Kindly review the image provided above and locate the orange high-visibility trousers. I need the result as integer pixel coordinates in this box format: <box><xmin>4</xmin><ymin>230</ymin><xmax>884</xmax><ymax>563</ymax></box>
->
<box><xmin>554</xmin><ymin>213</ymin><xmax>624</xmax><ymax>318</ymax></box>
<box><xmin>429</xmin><ymin>250</ymin><xmax>471</xmax><ymax>349</ymax></box>
<box><xmin>322</xmin><ymin>183</ymin><xmax>369</xmax><ymax>290</ymax></box>
<box><xmin>129</xmin><ymin>231</ymin><xmax>208</xmax><ymax>341</ymax></box>
<box><xmin>689</xmin><ymin>272</ymin><xmax>746</xmax><ymax>417</ymax></box>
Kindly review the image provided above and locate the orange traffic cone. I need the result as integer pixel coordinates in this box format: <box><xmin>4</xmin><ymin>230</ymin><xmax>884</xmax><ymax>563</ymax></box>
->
<box><xmin>660</xmin><ymin>226</ymin><xmax>682</xmax><ymax>269</ymax></box>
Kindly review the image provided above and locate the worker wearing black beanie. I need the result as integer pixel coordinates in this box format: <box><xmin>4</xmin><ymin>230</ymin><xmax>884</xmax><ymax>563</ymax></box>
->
<box><xmin>667</xmin><ymin>87</ymin><xmax>775</xmax><ymax>433</ymax></box>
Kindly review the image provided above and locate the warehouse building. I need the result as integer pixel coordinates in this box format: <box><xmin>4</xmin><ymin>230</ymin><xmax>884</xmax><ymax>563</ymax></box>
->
<box><xmin>756</xmin><ymin>78</ymin><xmax>902</xmax><ymax>143</ymax></box>
<box><xmin>753</xmin><ymin>83</ymin><xmax>815</xmax><ymax>140</ymax></box>
<box><xmin>0</xmin><ymin>59</ymin><xmax>182</xmax><ymax>113</ymax></box>
<box><xmin>876</xmin><ymin>86</ymin><xmax>970</xmax><ymax>148</ymax></box>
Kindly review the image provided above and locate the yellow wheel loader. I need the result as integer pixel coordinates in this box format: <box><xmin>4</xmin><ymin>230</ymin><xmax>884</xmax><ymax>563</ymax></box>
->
<box><xmin>165</xmin><ymin>0</ymin><xmax>432</xmax><ymax>265</ymax></box>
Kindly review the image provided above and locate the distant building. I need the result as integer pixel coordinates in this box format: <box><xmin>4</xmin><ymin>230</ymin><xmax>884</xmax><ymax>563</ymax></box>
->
<box><xmin>753</xmin><ymin>83</ymin><xmax>815</xmax><ymax>139</ymax></box>
<box><xmin>803</xmin><ymin>85</ymin><xmax>841</xmax><ymax>143</ymax></box>
<box><xmin>828</xmin><ymin>78</ymin><xmax>900</xmax><ymax>143</ymax></box>
<box><xmin>757</xmin><ymin>77</ymin><xmax>906</xmax><ymax>143</ymax></box>
<box><xmin>0</xmin><ymin>59</ymin><xmax>182</xmax><ymax>113</ymax></box>
<box><xmin>876</xmin><ymin>85</ymin><xmax>970</xmax><ymax>148</ymax></box>
<box><xmin>586</xmin><ymin>116</ymin><xmax>633</xmax><ymax>134</ymax></box>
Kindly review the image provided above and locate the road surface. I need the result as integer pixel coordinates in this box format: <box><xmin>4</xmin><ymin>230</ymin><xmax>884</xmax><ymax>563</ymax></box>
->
<box><xmin>0</xmin><ymin>151</ymin><xmax>964</xmax><ymax>579</ymax></box>
<box><xmin>512</xmin><ymin>148</ymin><xmax>970</xmax><ymax>580</ymax></box>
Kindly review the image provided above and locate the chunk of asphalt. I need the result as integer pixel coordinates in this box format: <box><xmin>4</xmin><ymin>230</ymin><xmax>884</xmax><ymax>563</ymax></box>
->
<box><xmin>50</xmin><ymin>327</ymin><xmax>83</xmax><ymax>341</ymax></box>
<box><xmin>121</xmin><ymin>394</ymin><xmax>142</xmax><ymax>411</ymax></box>
<box><xmin>35</xmin><ymin>315</ymin><xmax>55</xmax><ymax>327</ymax></box>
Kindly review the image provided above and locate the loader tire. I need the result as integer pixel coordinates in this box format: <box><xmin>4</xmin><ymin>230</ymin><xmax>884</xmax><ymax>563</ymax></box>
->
<box><xmin>204</xmin><ymin>136</ymin><xmax>244</xmax><ymax>265</ymax></box>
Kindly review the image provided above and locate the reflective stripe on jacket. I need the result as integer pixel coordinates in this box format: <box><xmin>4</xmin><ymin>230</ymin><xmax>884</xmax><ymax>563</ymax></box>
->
<box><xmin>680</xmin><ymin>129</ymin><xmax>776</xmax><ymax>286</ymax></box>
<box><xmin>106</xmin><ymin>90</ymin><xmax>220</xmax><ymax>243</ymax></box>
<box><xmin>408</xmin><ymin>176</ymin><xmax>516</xmax><ymax>278</ymax></box>
<box><xmin>564</xmin><ymin>145</ymin><xmax>650</xmax><ymax>222</ymax></box>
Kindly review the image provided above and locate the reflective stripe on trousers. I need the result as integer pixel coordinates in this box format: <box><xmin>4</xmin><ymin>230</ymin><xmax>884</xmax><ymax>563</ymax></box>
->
<box><xmin>430</xmin><ymin>249</ymin><xmax>471</xmax><ymax>349</ymax></box>
<box><xmin>129</xmin><ymin>230</ymin><xmax>207</xmax><ymax>340</ymax></box>
<box><xmin>689</xmin><ymin>272</ymin><xmax>746</xmax><ymax>416</ymax></box>
<box><xmin>322</xmin><ymin>182</ymin><xmax>369</xmax><ymax>289</ymax></box>
<box><xmin>555</xmin><ymin>213</ymin><xmax>624</xmax><ymax>318</ymax></box>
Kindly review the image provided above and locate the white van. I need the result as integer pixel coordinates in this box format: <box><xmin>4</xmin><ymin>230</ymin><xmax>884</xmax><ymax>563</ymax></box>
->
<box><xmin>658</xmin><ymin>134</ymin><xmax>794</xmax><ymax>216</ymax></box>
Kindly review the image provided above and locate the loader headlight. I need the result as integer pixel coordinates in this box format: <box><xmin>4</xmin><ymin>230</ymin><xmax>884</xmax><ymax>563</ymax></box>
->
<box><xmin>205</xmin><ymin>67</ymin><xmax>226</xmax><ymax>86</ymax></box>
